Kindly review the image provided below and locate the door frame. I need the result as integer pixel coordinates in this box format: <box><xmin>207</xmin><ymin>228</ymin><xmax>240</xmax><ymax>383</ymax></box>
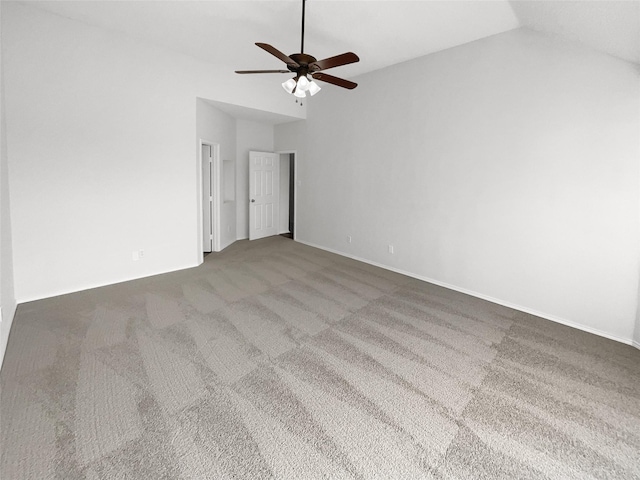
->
<box><xmin>277</xmin><ymin>150</ymin><xmax>297</xmax><ymax>240</ymax></box>
<box><xmin>197</xmin><ymin>139</ymin><xmax>221</xmax><ymax>265</ymax></box>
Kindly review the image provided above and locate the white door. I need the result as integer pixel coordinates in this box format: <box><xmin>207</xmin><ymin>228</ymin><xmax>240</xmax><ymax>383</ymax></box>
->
<box><xmin>249</xmin><ymin>151</ymin><xmax>279</xmax><ymax>240</ymax></box>
<box><xmin>202</xmin><ymin>144</ymin><xmax>213</xmax><ymax>252</ymax></box>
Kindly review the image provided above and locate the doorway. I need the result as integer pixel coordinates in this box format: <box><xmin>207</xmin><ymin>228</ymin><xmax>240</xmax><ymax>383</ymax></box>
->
<box><xmin>247</xmin><ymin>150</ymin><xmax>296</xmax><ymax>242</ymax></box>
<box><xmin>279</xmin><ymin>152</ymin><xmax>295</xmax><ymax>240</ymax></box>
<box><xmin>249</xmin><ymin>151</ymin><xmax>280</xmax><ymax>241</ymax></box>
<box><xmin>202</xmin><ymin>143</ymin><xmax>213</xmax><ymax>253</ymax></box>
<box><xmin>198</xmin><ymin>140</ymin><xmax>220</xmax><ymax>264</ymax></box>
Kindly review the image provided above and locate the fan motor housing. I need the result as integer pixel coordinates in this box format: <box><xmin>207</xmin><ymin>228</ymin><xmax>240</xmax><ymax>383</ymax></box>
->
<box><xmin>288</xmin><ymin>53</ymin><xmax>318</xmax><ymax>73</ymax></box>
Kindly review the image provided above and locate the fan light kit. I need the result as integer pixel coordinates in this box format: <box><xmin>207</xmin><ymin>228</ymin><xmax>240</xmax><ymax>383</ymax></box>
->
<box><xmin>283</xmin><ymin>75</ymin><xmax>321</xmax><ymax>98</ymax></box>
<box><xmin>235</xmin><ymin>0</ymin><xmax>360</xmax><ymax>100</ymax></box>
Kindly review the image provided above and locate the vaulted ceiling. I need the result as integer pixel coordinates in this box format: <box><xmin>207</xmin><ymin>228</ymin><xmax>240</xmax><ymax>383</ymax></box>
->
<box><xmin>19</xmin><ymin>0</ymin><xmax>640</xmax><ymax>84</ymax></box>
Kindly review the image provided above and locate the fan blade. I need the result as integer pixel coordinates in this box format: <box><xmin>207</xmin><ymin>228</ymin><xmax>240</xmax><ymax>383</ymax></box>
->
<box><xmin>312</xmin><ymin>72</ymin><xmax>357</xmax><ymax>90</ymax></box>
<box><xmin>256</xmin><ymin>43</ymin><xmax>299</xmax><ymax>67</ymax></box>
<box><xmin>235</xmin><ymin>70</ymin><xmax>290</xmax><ymax>74</ymax></box>
<box><xmin>309</xmin><ymin>52</ymin><xmax>359</xmax><ymax>72</ymax></box>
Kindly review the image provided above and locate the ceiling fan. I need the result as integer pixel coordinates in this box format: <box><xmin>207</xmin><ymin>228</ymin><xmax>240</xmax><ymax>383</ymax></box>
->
<box><xmin>235</xmin><ymin>0</ymin><xmax>360</xmax><ymax>98</ymax></box>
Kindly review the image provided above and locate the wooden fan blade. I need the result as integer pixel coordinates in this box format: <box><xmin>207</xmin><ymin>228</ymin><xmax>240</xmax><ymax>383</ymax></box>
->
<box><xmin>256</xmin><ymin>43</ymin><xmax>299</xmax><ymax>67</ymax></box>
<box><xmin>312</xmin><ymin>72</ymin><xmax>357</xmax><ymax>90</ymax></box>
<box><xmin>235</xmin><ymin>70</ymin><xmax>290</xmax><ymax>74</ymax></box>
<box><xmin>309</xmin><ymin>52</ymin><xmax>359</xmax><ymax>72</ymax></box>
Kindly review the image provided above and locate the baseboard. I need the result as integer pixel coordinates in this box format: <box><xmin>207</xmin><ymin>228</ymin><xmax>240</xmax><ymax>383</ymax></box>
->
<box><xmin>296</xmin><ymin>239</ymin><xmax>633</xmax><ymax>346</ymax></box>
<box><xmin>0</xmin><ymin>301</ymin><xmax>18</xmax><ymax>372</ymax></box>
<box><xmin>633</xmin><ymin>340</ymin><xmax>640</xmax><ymax>350</ymax></box>
<box><xmin>236</xmin><ymin>234</ymin><xmax>290</xmax><ymax>241</ymax></box>
<box><xmin>16</xmin><ymin>262</ymin><xmax>201</xmax><ymax>305</ymax></box>
<box><xmin>219</xmin><ymin>238</ymin><xmax>236</xmax><ymax>251</ymax></box>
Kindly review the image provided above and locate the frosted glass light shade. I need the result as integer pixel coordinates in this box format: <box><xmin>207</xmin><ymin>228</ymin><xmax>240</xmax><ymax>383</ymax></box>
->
<box><xmin>293</xmin><ymin>87</ymin><xmax>306</xmax><ymax>98</ymax></box>
<box><xmin>297</xmin><ymin>75</ymin><xmax>310</xmax><ymax>91</ymax></box>
<box><xmin>307</xmin><ymin>80</ymin><xmax>321</xmax><ymax>96</ymax></box>
<box><xmin>282</xmin><ymin>78</ymin><xmax>296</xmax><ymax>94</ymax></box>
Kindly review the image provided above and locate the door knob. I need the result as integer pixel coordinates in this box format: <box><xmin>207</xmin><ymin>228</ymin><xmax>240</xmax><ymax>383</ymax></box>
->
<box><xmin>251</xmin><ymin>199</ymin><xmax>255</xmax><ymax>203</ymax></box>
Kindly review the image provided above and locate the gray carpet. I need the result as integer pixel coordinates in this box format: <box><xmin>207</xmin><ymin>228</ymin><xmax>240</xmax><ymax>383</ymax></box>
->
<box><xmin>1</xmin><ymin>236</ymin><xmax>639</xmax><ymax>479</ymax></box>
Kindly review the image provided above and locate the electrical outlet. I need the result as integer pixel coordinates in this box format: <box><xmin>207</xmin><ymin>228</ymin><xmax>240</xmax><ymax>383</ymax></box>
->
<box><xmin>388</xmin><ymin>244</ymin><xmax>394</xmax><ymax>254</ymax></box>
<box><xmin>139</xmin><ymin>249</ymin><xmax>145</xmax><ymax>259</ymax></box>
<box><xmin>347</xmin><ymin>235</ymin><xmax>352</xmax><ymax>243</ymax></box>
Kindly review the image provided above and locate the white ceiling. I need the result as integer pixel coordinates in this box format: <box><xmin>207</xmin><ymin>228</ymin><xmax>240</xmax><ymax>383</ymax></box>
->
<box><xmin>20</xmin><ymin>0</ymin><xmax>640</xmax><ymax>79</ymax></box>
<box><xmin>12</xmin><ymin>1</ymin><xmax>640</xmax><ymax>123</ymax></box>
<box><xmin>511</xmin><ymin>1</ymin><xmax>639</xmax><ymax>64</ymax></box>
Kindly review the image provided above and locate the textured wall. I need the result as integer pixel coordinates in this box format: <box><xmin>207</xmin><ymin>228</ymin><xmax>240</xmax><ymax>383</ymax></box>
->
<box><xmin>277</xmin><ymin>28</ymin><xmax>640</xmax><ymax>343</ymax></box>
<box><xmin>1</xmin><ymin>1</ymin><xmax>17</xmax><ymax>367</ymax></box>
<box><xmin>2</xmin><ymin>3</ymin><xmax>299</xmax><ymax>302</ymax></box>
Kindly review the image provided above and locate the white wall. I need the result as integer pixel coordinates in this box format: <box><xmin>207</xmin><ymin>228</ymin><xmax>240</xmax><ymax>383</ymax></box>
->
<box><xmin>196</xmin><ymin>100</ymin><xmax>237</xmax><ymax>252</ymax></box>
<box><xmin>276</xmin><ymin>28</ymin><xmax>640</xmax><ymax>344</ymax></box>
<box><xmin>2</xmin><ymin>3</ymin><xmax>303</xmax><ymax>302</ymax></box>
<box><xmin>1</xmin><ymin>1</ymin><xmax>17</xmax><ymax>367</ymax></box>
<box><xmin>635</xmin><ymin>257</ymin><xmax>640</xmax><ymax>349</ymax></box>
<box><xmin>235</xmin><ymin>120</ymin><xmax>274</xmax><ymax>240</ymax></box>
<box><xmin>636</xmin><ymin>167</ymin><xmax>640</xmax><ymax>350</ymax></box>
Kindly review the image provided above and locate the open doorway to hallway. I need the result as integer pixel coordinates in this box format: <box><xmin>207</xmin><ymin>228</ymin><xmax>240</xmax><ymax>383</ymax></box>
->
<box><xmin>279</xmin><ymin>152</ymin><xmax>295</xmax><ymax>240</ymax></box>
<box><xmin>198</xmin><ymin>140</ymin><xmax>221</xmax><ymax>265</ymax></box>
<box><xmin>202</xmin><ymin>143</ymin><xmax>214</xmax><ymax>254</ymax></box>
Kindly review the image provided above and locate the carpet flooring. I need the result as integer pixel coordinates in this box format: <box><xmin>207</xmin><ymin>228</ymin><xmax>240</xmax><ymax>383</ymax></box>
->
<box><xmin>1</xmin><ymin>236</ymin><xmax>639</xmax><ymax>479</ymax></box>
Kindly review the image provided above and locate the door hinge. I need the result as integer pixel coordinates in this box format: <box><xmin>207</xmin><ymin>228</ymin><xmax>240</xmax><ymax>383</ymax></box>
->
<box><xmin>210</xmin><ymin>235</ymin><xmax>213</xmax><ymax>240</ymax></box>
<box><xmin>209</xmin><ymin>196</ymin><xmax>213</xmax><ymax>202</ymax></box>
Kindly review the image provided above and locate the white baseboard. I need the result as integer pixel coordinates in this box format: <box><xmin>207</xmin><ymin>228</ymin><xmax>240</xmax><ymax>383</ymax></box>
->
<box><xmin>236</xmin><ymin>233</ymin><xmax>290</xmax><ymax>241</ymax></box>
<box><xmin>296</xmin><ymin>239</ymin><xmax>633</xmax><ymax>346</ymax></box>
<box><xmin>219</xmin><ymin>238</ymin><xmax>235</xmax><ymax>251</ymax></box>
<box><xmin>16</xmin><ymin>262</ymin><xmax>201</xmax><ymax>305</ymax></box>
<box><xmin>633</xmin><ymin>340</ymin><xmax>640</xmax><ymax>350</ymax></box>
